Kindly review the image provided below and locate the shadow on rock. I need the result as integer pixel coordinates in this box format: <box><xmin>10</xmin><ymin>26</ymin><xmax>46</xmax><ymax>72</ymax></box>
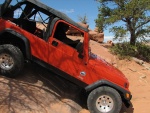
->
<box><xmin>0</xmin><ymin>63</ymin><xmax>86</xmax><ymax>113</ymax></box>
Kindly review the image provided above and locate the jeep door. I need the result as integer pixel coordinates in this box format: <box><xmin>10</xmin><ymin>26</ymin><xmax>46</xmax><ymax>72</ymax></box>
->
<box><xmin>48</xmin><ymin>21</ymin><xmax>85</xmax><ymax>79</ymax></box>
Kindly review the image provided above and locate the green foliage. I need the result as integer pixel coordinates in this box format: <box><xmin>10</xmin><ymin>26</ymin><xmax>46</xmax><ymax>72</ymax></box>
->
<box><xmin>95</xmin><ymin>0</ymin><xmax>150</xmax><ymax>45</ymax></box>
<box><xmin>110</xmin><ymin>26</ymin><xmax>127</xmax><ymax>41</ymax></box>
<box><xmin>110</xmin><ymin>42</ymin><xmax>150</xmax><ymax>62</ymax></box>
<box><xmin>136</xmin><ymin>43</ymin><xmax>150</xmax><ymax>61</ymax></box>
<box><xmin>78</xmin><ymin>14</ymin><xmax>88</xmax><ymax>24</ymax></box>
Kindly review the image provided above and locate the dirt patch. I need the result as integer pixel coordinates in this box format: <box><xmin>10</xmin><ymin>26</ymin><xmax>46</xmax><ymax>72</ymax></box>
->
<box><xmin>119</xmin><ymin>60</ymin><xmax>150</xmax><ymax>113</ymax></box>
<box><xmin>0</xmin><ymin>64</ymin><xmax>84</xmax><ymax>113</ymax></box>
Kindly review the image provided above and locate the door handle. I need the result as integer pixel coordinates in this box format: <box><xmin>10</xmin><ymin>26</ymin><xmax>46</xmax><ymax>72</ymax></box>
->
<box><xmin>52</xmin><ymin>40</ymin><xmax>58</xmax><ymax>47</ymax></box>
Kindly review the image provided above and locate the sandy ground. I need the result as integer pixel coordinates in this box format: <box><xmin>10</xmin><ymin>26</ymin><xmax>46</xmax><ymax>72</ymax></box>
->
<box><xmin>0</xmin><ymin>39</ymin><xmax>150</xmax><ymax>113</ymax></box>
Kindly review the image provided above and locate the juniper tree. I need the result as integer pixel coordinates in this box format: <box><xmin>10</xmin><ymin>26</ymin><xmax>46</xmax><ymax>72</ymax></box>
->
<box><xmin>95</xmin><ymin>0</ymin><xmax>150</xmax><ymax>45</ymax></box>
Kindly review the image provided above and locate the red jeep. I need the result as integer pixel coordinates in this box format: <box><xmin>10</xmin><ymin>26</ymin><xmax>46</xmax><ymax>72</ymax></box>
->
<box><xmin>0</xmin><ymin>0</ymin><xmax>132</xmax><ymax>113</ymax></box>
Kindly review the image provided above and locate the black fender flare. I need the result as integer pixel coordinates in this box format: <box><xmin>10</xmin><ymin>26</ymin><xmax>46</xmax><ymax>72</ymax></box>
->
<box><xmin>0</xmin><ymin>28</ymin><xmax>31</xmax><ymax>59</ymax></box>
<box><xmin>85</xmin><ymin>80</ymin><xmax>131</xmax><ymax>100</ymax></box>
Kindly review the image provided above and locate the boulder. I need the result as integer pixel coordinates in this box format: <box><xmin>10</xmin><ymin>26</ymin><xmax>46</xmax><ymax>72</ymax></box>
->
<box><xmin>107</xmin><ymin>40</ymin><xmax>114</xmax><ymax>46</ymax></box>
<box><xmin>89</xmin><ymin>30</ymin><xmax>104</xmax><ymax>43</ymax></box>
<box><xmin>66</xmin><ymin>23</ymin><xmax>104</xmax><ymax>43</ymax></box>
<box><xmin>66</xmin><ymin>23</ymin><xmax>89</xmax><ymax>36</ymax></box>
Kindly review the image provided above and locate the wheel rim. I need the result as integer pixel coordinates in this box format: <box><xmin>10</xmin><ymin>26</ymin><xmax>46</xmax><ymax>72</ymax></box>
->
<box><xmin>96</xmin><ymin>95</ymin><xmax>114</xmax><ymax>113</ymax></box>
<box><xmin>0</xmin><ymin>54</ymin><xmax>14</xmax><ymax>70</ymax></box>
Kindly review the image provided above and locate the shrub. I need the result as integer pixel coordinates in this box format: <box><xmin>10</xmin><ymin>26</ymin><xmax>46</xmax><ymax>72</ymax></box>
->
<box><xmin>110</xmin><ymin>42</ymin><xmax>150</xmax><ymax>62</ymax></box>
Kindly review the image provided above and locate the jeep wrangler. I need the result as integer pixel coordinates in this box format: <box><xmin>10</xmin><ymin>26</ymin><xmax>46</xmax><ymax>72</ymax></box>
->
<box><xmin>0</xmin><ymin>0</ymin><xmax>132</xmax><ymax>113</ymax></box>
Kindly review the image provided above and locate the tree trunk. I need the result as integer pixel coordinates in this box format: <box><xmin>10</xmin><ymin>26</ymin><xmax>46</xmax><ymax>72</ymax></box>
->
<box><xmin>126</xmin><ymin>18</ymin><xmax>136</xmax><ymax>45</ymax></box>
<box><xmin>130</xmin><ymin>31</ymin><xmax>136</xmax><ymax>45</ymax></box>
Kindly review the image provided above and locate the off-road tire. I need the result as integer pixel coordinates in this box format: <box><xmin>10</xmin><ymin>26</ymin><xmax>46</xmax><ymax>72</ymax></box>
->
<box><xmin>87</xmin><ymin>86</ymin><xmax>122</xmax><ymax>113</ymax></box>
<box><xmin>0</xmin><ymin>44</ymin><xmax>24</xmax><ymax>77</ymax></box>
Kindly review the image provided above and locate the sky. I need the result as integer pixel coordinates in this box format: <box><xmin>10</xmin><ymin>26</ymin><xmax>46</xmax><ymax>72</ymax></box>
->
<box><xmin>0</xmin><ymin>0</ymin><xmax>114</xmax><ymax>42</ymax></box>
<box><xmin>40</xmin><ymin>0</ymin><xmax>100</xmax><ymax>29</ymax></box>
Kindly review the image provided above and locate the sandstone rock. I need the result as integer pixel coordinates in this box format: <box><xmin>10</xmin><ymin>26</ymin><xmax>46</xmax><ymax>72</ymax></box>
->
<box><xmin>66</xmin><ymin>23</ymin><xmax>89</xmax><ymax>36</ymax></box>
<box><xmin>132</xmin><ymin>57</ymin><xmax>144</xmax><ymax>65</ymax></box>
<box><xmin>107</xmin><ymin>40</ymin><xmax>114</xmax><ymax>46</ymax></box>
<box><xmin>89</xmin><ymin>30</ymin><xmax>104</xmax><ymax>43</ymax></box>
<box><xmin>36</xmin><ymin>22</ymin><xmax>47</xmax><ymax>29</ymax></box>
<box><xmin>66</xmin><ymin>29</ymin><xmax>82</xmax><ymax>36</ymax></box>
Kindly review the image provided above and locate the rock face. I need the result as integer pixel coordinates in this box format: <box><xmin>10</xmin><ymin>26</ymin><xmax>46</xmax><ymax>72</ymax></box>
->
<box><xmin>66</xmin><ymin>22</ymin><xmax>104</xmax><ymax>43</ymax></box>
<box><xmin>89</xmin><ymin>29</ymin><xmax>104</xmax><ymax>43</ymax></box>
<box><xmin>66</xmin><ymin>23</ymin><xmax>89</xmax><ymax>36</ymax></box>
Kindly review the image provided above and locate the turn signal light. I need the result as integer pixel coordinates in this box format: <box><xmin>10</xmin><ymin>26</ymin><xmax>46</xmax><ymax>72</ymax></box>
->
<box><xmin>126</xmin><ymin>93</ymin><xmax>130</xmax><ymax>99</ymax></box>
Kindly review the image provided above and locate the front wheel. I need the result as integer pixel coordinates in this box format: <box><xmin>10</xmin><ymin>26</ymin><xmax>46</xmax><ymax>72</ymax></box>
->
<box><xmin>87</xmin><ymin>86</ymin><xmax>122</xmax><ymax>113</ymax></box>
<box><xmin>0</xmin><ymin>44</ymin><xmax>24</xmax><ymax>77</ymax></box>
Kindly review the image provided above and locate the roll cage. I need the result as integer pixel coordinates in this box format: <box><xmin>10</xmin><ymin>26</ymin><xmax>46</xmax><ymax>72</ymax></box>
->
<box><xmin>0</xmin><ymin>0</ymin><xmax>88</xmax><ymax>32</ymax></box>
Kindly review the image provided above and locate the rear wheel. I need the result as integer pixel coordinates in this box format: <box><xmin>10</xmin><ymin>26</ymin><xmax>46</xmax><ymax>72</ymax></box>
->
<box><xmin>87</xmin><ymin>86</ymin><xmax>122</xmax><ymax>113</ymax></box>
<box><xmin>0</xmin><ymin>44</ymin><xmax>24</xmax><ymax>77</ymax></box>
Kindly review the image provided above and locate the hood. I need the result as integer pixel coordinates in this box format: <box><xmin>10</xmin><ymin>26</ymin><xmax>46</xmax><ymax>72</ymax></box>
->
<box><xmin>89</xmin><ymin>53</ymin><xmax>129</xmax><ymax>87</ymax></box>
